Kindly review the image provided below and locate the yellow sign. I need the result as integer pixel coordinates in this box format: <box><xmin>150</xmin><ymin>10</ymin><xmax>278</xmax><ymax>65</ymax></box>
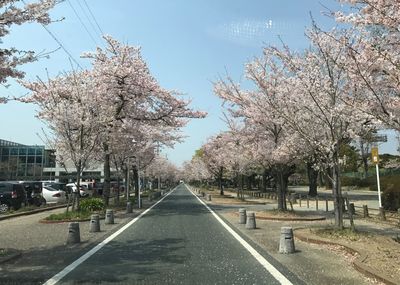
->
<box><xmin>371</xmin><ymin>147</ymin><xmax>379</xmax><ymax>164</ymax></box>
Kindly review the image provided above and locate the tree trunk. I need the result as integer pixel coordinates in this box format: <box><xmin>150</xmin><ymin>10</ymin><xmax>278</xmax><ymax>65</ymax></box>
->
<box><xmin>102</xmin><ymin>143</ymin><xmax>111</xmax><ymax>206</ymax></box>
<box><xmin>332</xmin><ymin>152</ymin><xmax>344</xmax><ymax>229</ymax></box>
<box><xmin>219</xmin><ymin>166</ymin><xmax>224</xmax><ymax>196</ymax></box>
<box><xmin>307</xmin><ymin>162</ymin><xmax>318</xmax><ymax>197</ymax></box>
<box><xmin>133</xmin><ymin>166</ymin><xmax>139</xmax><ymax>198</ymax></box>
<box><xmin>262</xmin><ymin>168</ymin><xmax>267</xmax><ymax>192</ymax></box>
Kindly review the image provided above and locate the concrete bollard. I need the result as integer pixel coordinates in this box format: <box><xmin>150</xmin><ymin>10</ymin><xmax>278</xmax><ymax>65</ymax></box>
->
<box><xmin>105</xmin><ymin>209</ymin><xmax>114</xmax><ymax>224</ymax></box>
<box><xmin>239</xmin><ymin>208</ymin><xmax>247</xmax><ymax>224</ymax></box>
<box><xmin>161</xmin><ymin>190</ymin><xmax>165</xmax><ymax>196</ymax></box>
<box><xmin>90</xmin><ymin>214</ymin><xmax>100</xmax><ymax>232</ymax></box>
<box><xmin>379</xmin><ymin>207</ymin><xmax>386</xmax><ymax>221</ymax></box>
<box><xmin>279</xmin><ymin>227</ymin><xmax>295</xmax><ymax>254</ymax></box>
<box><xmin>363</xmin><ymin>205</ymin><xmax>369</xmax><ymax>218</ymax></box>
<box><xmin>207</xmin><ymin>194</ymin><xmax>212</xmax><ymax>201</ymax></box>
<box><xmin>126</xmin><ymin>202</ymin><xmax>133</xmax><ymax>213</ymax></box>
<box><xmin>67</xmin><ymin>222</ymin><xmax>81</xmax><ymax>244</ymax></box>
<box><xmin>246</xmin><ymin>212</ymin><xmax>256</xmax><ymax>229</ymax></box>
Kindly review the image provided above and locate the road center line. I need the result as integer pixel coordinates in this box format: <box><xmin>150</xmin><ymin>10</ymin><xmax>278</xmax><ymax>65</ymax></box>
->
<box><xmin>42</xmin><ymin>187</ymin><xmax>177</xmax><ymax>285</ymax></box>
<box><xmin>186</xmin><ymin>185</ymin><xmax>294</xmax><ymax>285</ymax></box>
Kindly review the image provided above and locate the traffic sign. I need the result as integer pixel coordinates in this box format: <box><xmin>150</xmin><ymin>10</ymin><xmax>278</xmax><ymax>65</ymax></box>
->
<box><xmin>371</xmin><ymin>147</ymin><xmax>379</xmax><ymax>164</ymax></box>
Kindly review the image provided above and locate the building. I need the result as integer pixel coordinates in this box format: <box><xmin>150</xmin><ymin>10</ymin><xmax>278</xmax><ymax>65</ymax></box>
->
<box><xmin>0</xmin><ymin>139</ymin><xmax>55</xmax><ymax>181</ymax></box>
<box><xmin>0</xmin><ymin>139</ymin><xmax>119</xmax><ymax>183</ymax></box>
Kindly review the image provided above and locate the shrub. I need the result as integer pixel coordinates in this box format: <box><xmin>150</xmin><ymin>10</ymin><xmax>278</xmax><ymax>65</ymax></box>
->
<box><xmin>80</xmin><ymin>198</ymin><xmax>105</xmax><ymax>212</ymax></box>
<box><xmin>382</xmin><ymin>184</ymin><xmax>400</xmax><ymax>211</ymax></box>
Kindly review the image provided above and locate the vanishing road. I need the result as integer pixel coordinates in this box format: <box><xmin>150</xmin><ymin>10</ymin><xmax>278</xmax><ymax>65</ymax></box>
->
<box><xmin>42</xmin><ymin>184</ymin><xmax>300</xmax><ymax>284</ymax></box>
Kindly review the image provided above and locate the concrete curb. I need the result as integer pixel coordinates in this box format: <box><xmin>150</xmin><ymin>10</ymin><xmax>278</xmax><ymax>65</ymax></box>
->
<box><xmin>0</xmin><ymin>204</ymin><xmax>67</xmax><ymax>221</ymax></box>
<box><xmin>294</xmin><ymin>229</ymin><xmax>398</xmax><ymax>285</ymax></box>
<box><xmin>0</xmin><ymin>248</ymin><xmax>22</xmax><ymax>264</ymax></box>
<box><xmin>233</xmin><ymin>211</ymin><xmax>326</xmax><ymax>221</ymax></box>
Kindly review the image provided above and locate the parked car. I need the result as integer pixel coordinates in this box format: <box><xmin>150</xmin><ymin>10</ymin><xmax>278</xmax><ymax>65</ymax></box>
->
<box><xmin>0</xmin><ymin>182</ymin><xmax>26</xmax><ymax>213</ymax></box>
<box><xmin>18</xmin><ymin>181</ymin><xmax>44</xmax><ymax>206</ymax></box>
<box><xmin>66</xmin><ymin>183</ymin><xmax>89</xmax><ymax>197</ymax></box>
<box><xmin>42</xmin><ymin>185</ymin><xmax>67</xmax><ymax>204</ymax></box>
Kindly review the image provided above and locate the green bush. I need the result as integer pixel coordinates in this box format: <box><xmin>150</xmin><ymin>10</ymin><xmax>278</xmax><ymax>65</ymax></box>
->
<box><xmin>80</xmin><ymin>198</ymin><xmax>105</xmax><ymax>212</ymax></box>
<box><xmin>382</xmin><ymin>184</ymin><xmax>400</xmax><ymax>211</ymax></box>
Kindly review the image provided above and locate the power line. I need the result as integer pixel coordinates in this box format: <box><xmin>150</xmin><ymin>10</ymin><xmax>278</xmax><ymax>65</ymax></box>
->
<box><xmin>74</xmin><ymin>0</ymin><xmax>102</xmax><ymax>39</ymax></box>
<box><xmin>66</xmin><ymin>0</ymin><xmax>99</xmax><ymax>46</ymax></box>
<box><xmin>21</xmin><ymin>0</ymin><xmax>83</xmax><ymax>70</ymax></box>
<box><xmin>41</xmin><ymin>24</ymin><xmax>83</xmax><ymax>70</ymax></box>
<box><xmin>82</xmin><ymin>0</ymin><xmax>105</xmax><ymax>36</ymax></box>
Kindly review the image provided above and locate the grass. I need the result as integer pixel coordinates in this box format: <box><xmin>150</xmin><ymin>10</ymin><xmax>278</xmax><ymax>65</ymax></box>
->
<box><xmin>44</xmin><ymin>210</ymin><xmax>92</xmax><ymax>221</ymax></box>
<box><xmin>312</xmin><ymin>227</ymin><xmax>369</xmax><ymax>242</ymax></box>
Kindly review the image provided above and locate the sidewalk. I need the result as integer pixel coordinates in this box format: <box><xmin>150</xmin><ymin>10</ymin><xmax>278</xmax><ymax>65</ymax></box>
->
<box><xmin>196</xmin><ymin>188</ymin><xmax>400</xmax><ymax>285</ymax></box>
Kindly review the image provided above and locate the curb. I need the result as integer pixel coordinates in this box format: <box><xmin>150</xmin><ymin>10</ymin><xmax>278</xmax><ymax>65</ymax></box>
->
<box><xmin>233</xmin><ymin>211</ymin><xmax>326</xmax><ymax>221</ymax></box>
<box><xmin>294</xmin><ymin>229</ymin><xmax>398</xmax><ymax>285</ymax></box>
<box><xmin>0</xmin><ymin>248</ymin><xmax>22</xmax><ymax>265</ymax></box>
<box><xmin>0</xmin><ymin>204</ymin><xmax>67</xmax><ymax>221</ymax></box>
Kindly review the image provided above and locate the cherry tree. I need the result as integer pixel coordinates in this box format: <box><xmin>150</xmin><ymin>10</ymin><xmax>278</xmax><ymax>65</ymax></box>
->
<box><xmin>182</xmin><ymin>155</ymin><xmax>212</xmax><ymax>184</ymax></box>
<box><xmin>22</xmin><ymin>70</ymin><xmax>102</xmax><ymax>210</ymax></box>
<box><xmin>82</xmin><ymin>36</ymin><xmax>205</xmax><ymax>204</ymax></box>
<box><xmin>334</xmin><ymin>0</ymin><xmax>400</xmax><ymax>130</ymax></box>
<box><xmin>1</xmin><ymin>0</ymin><xmax>57</xmax><ymax>102</ymax></box>
<box><xmin>255</xmin><ymin>26</ymin><xmax>374</xmax><ymax>228</ymax></box>
<box><xmin>214</xmin><ymin>62</ymin><xmax>298</xmax><ymax>209</ymax></box>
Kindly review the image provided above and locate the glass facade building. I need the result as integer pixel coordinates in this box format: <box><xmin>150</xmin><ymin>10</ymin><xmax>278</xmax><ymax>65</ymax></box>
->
<box><xmin>0</xmin><ymin>139</ymin><xmax>55</xmax><ymax>181</ymax></box>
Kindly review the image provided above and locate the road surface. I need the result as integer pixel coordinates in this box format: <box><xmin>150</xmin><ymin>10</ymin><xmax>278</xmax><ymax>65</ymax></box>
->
<box><xmin>45</xmin><ymin>184</ymin><xmax>300</xmax><ymax>285</ymax></box>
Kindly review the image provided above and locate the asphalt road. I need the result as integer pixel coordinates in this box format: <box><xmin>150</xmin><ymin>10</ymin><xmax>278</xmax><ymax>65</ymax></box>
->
<box><xmin>44</xmin><ymin>184</ymin><xmax>299</xmax><ymax>285</ymax></box>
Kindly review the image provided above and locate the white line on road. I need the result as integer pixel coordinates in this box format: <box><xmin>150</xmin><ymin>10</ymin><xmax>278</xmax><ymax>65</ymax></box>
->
<box><xmin>186</xmin><ymin>185</ymin><xmax>294</xmax><ymax>285</ymax></box>
<box><xmin>42</xmin><ymin>188</ymin><xmax>177</xmax><ymax>285</ymax></box>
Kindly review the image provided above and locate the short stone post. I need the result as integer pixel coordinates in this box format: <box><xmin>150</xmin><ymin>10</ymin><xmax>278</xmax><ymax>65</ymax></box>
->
<box><xmin>105</xmin><ymin>209</ymin><xmax>114</xmax><ymax>224</ymax></box>
<box><xmin>379</xmin><ymin>207</ymin><xmax>386</xmax><ymax>221</ymax></box>
<box><xmin>246</xmin><ymin>212</ymin><xmax>256</xmax><ymax>229</ymax></box>
<box><xmin>239</xmin><ymin>208</ymin><xmax>247</xmax><ymax>224</ymax></box>
<box><xmin>207</xmin><ymin>194</ymin><xmax>212</xmax><ymax>201</ymax></box>
<box><xmin>279</xmin><ymin>227</ymin><xmax>295</xmax><ymax>254</ymax></box>
<box><xmin>67</xmin><ymin>222</ymin><xmax>81</xmax><ymax>244</ymax></box>
<box><xmin>90</xmin><ymin>214</ymin><xmax>100</xmax><ymax>232</ymax></box>
<box><xmin>363</xmin><ymin>205</ymin><xmax>369</xmax><ymax>218</ymax></box>
<box><xmin>126</xmin><ymin>201</ymin><xmax>133</xmax><ymax>213</ymax></box>
<box><xmin>161</xmin><ymin>190</ymin><xmax>165</xmax><ymax>196</ymax></box>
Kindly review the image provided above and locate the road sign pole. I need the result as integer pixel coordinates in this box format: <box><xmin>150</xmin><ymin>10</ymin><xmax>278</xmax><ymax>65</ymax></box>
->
<box><xmin>376</xmin><ymin>163</ymin><xmax>382</xmax><ymax>208</ymax></box>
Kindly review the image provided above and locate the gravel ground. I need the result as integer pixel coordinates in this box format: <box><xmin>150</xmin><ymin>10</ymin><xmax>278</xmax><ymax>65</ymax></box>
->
<box><xmin>0</xmin><ymin>208</ymin><xmax>133</xmax><ymax>251</ymax></box>
<box><xmin>219</xmin><ymin>211</ymin><xmax>382</xmax><ymax>285</ymax></box>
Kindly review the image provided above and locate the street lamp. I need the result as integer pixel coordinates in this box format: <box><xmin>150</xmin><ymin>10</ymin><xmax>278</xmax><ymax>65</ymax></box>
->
<box><xmin>131</xmin><ymin>139</ymin><xmax>142</xmax><ymax>209</ymax></box>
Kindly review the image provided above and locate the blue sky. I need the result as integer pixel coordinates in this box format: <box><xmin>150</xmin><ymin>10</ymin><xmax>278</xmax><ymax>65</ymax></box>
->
<box><xmin>0</xmin><ymin>0</ymin><xmax>397</xmax><ymax>165</ymax></box>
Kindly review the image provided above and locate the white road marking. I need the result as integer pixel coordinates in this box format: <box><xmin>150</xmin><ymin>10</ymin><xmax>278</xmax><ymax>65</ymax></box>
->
<box><xmin>42</xmin><ymin>188</ymin><xmax>177</xmax><ymax>285</ymax></box>
<box><xmin>186</xmin><ymin>185</ymin><xmax>294</xmax><ymax>285</ymax></box>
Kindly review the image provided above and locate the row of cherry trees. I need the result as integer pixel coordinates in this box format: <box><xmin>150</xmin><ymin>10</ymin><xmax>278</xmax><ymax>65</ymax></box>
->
<box><xmin>21</xmin><ymin>35</ymin><xmax>204</xmax><ymax>208</ymax></box>
<box><xmin>184</xmin><ymin>0</ymin><xmax>400</xmax><ymax>229</ymax></box>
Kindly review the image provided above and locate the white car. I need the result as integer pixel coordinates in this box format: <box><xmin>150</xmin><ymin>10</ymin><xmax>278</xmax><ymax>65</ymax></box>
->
<box><xmin>42</xmin><ymin>186</ymin><xmax>67</xmax><ymax>204</ymax></box>
<box><xmin>66</xmin><ymin>183</ymin><xmax>90</xmax><ymax>197</ymax></box>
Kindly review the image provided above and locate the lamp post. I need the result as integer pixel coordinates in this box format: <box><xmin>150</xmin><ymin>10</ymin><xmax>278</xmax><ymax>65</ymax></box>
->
<box><xmin>137</xmin><ymin>155</ymin><xmax>141</xmax><ymax>208</ymax></box>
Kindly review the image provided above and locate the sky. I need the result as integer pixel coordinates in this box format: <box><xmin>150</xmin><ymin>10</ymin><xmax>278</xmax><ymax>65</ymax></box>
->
<box><xmin>0</xmin><ymin>0</ymin><xmax>398</xmax><ymax>166</ymax></box>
